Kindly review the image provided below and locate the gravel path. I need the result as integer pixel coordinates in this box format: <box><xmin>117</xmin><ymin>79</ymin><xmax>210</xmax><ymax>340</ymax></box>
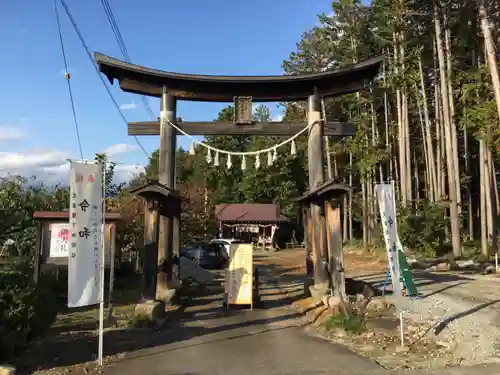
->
<box><xmin>359</xmin><ymin>270</ymin><xmax>500</xmax><ymax>366</ymax></box>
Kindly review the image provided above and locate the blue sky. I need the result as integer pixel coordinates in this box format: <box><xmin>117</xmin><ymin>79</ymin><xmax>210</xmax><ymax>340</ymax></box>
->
<box><xmin>0</xmin><ymin>0</ymin><xmax>332</xmax><ymax>183</ymax></box>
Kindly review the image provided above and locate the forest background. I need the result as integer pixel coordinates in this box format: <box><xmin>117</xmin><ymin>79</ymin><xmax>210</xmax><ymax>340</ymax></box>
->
<box><xmin>2</xmin><ymin>0</ymin><xmax>500</xmax><ymax>262</ymax></box>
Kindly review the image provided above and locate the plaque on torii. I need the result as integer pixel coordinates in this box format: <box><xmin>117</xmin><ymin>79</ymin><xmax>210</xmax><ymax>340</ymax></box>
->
<box><xmin>234</xmin><ymin>96</ymin><xmax>253</xmax><ymax>125</ymax></box>
<box><xmin>94</xmin><ymin>52</ymin><xmax>383</xmax><ymax>305</ymax></box>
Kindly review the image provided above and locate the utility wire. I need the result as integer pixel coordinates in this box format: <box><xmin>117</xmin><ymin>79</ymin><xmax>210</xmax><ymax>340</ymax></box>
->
<box><xmin>54</xmin><ymin>0</ymin><xmax>84</xmax><ymax>160</ymax></box>
<box><xmin>100</xmin><ymin>0</ymin><xmax>130</xmax><ymax>60</ymax></box>
<box><xmin>58</xmin><ymin>0</ymin><xmax>151</xmax><ymax>161</ymax></box>
<box><xmin>99</xmin><ymin>0</ymin><xmax>155</xmax><ymax>118</ymax></box>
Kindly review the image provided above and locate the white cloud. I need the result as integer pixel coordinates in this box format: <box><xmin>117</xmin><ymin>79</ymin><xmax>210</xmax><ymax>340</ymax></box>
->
<box><xmin>0</xmin><ymin>126</ymin><xmax>28</xmax><ymax>141</ymax></box>
<box><xmin>0</xmin><ymin>149</ymin><xmax>68</xmax><ymax>170</ymax></box>
<box><xmin>119</xmin><ymin>102</ymin><xmax>137</xmax><ymax>110</ymax></box>
<box><xmin>272</xmin><ymin>114</ymin><xmax>284</xmax><ymax>122</ymax></box>
<box><xmin>104</xmin><ymin>143</ymin><xmax>139</xmax><ymax>157</ymax></box>
<box><xmin>0</xmin><ymin>149</ymin><xmax>70</xmax><ymax>184</ymax></box>
<box><xmin>0</xmin><ymin>149</ymin><xmax>144</xmax><ymax>185</ymax></box>
<box><xmin>113</xmin><ymin>164</ymin><xmax>145</xmax><ymax>183</ymax></box>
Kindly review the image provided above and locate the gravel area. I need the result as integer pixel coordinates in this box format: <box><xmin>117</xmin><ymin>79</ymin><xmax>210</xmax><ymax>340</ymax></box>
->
<box><xmin>257</xmin><ymin>248</ymin><xmax>500</xmax><ymax>367</ymax></box>
<box><xmin>380</xmin><ymin>274</ymin><xmax>500</xmax><ymax>366</ymax></box>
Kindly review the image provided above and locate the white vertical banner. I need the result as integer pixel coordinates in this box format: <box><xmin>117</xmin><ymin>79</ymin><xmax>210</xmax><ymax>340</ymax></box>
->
<box><xmin>375</xmin><ymin>183</ymin><xmax>403</xmax><ymax>300</ymax></box>
<box><xmin>68</xmin><ymin>161</ymin><xmax>104</xmax><ymax>308</ymax></box>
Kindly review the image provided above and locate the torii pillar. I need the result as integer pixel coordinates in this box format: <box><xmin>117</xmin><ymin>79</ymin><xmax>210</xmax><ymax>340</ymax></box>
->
<box><xmin>155</xmin><ymin>87</ymin><xmax>179</xmax><ymax>303</ymax></box>
<box><xmin>306</xmin><ymin>91</ymin><xmax>330</xmax><ymax>299</ymax></box>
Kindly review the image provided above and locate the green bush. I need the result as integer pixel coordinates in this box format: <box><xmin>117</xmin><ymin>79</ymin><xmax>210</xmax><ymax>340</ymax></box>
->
<box><xmin>323</xmin><ymin>313</ymin><xmax>365</xmax><ymax>334</ymax></box>
<box><xmin>398</xmin><ymin>201</ymin><xmax>451</xmax><ymax>254</ymax></box>
<box><xmin>0</xmin><ymin>262</ymin><xmax>64</xmax><ymax>360</ymax></box>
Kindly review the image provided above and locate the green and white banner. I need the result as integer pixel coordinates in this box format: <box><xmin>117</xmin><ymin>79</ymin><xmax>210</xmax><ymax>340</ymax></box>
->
<box><xmin>376</xmin><ymin>183</ymin><xmax>403</xmax><ymax>300</ymax></box>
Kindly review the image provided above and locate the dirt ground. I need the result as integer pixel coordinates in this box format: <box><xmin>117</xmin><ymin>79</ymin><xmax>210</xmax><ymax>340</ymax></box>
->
<box><xmin>254</xmin><ymin>246</ymin><xmax>387</xmax><ymax>277</ymax></box>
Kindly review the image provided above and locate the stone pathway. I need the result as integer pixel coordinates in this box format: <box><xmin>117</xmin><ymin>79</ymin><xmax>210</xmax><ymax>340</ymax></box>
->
<box><xmin>99</xmin><ymin>266</ymin><xmax>382</xmax><ymax>375</ymax></box>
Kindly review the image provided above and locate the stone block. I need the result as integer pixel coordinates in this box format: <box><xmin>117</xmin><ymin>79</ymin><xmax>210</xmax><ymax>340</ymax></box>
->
<box><xmin>134</xmin><ymin>300</ymin><xmax>165</xmax><ymax>321</ymax></box>
<box><xmin>309</xmin><ymin>282</ymin><xmax>329</xmax><ymax>304</ymax></box>
<box><xmin>0</xmin><ymin>365</ymin><xmax>15</xmax><ymax>375</ymax></box>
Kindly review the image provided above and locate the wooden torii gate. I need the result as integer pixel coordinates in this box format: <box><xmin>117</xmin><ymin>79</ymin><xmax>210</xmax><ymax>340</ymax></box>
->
<box><xmin>95</xmin><ymin>53</ymin><xmax>382</xmax><ymax>308</ymax></box>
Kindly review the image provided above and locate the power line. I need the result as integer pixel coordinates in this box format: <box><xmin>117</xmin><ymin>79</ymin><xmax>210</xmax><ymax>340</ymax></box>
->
<box><xmin>54</xmin><ymin>0</ymin><xmax>84</xmax><ymax>160</ymax></box>
<box><xmin>99</xmin><ymin>0</ymin><xmax>155</xmax><ymax>118</ymax></box>
<box><xmin>99</xmin><ymin>0</ymin><xmax>130</xmax><ymax>61</ymax></box>
<box><xmin>58</xmin><ymin>0</ymin><xmax>151</xmax><ymax>162</ymax></box>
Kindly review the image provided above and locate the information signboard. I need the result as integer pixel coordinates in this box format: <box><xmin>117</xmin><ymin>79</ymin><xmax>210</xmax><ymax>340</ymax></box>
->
<box><xmin>226</xmin><ymin>243</ymin><xmax>253</xmax><ymax>306</ymax></box>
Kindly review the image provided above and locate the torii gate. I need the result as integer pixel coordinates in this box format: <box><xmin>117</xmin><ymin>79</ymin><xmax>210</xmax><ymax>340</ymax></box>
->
<box><xmin>95</xmin><ymin>53</ymin><xmax>382</xmax><ymax>309</ymax></box>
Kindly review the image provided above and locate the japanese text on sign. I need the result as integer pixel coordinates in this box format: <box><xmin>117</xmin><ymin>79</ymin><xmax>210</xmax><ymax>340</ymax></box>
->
<box><xmin>376</xmin><ymin>184</ymin><xmax>404</xmax><ymax>307</ymax></box>
<box><xmin>68</xmin><ymin>162</ymin><xmax>103</xmax><ymax>308</ymax></box>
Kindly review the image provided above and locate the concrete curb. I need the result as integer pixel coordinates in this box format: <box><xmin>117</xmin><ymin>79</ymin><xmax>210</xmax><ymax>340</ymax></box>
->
<box><xmin>381</xmin><ymin>362</ymin><xmax>500</xmax><ymax>375</ymax></box>
<box><xmin>322</xmin><ymin>362</ymin><xmax>500</xmax><ymax>375</ymax></box>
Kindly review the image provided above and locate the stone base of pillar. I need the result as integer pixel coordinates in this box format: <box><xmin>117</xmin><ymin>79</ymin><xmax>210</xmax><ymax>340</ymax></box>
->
<box><xmin>308</xmin><ymin>282</ymin><xmax>329</xmax><ymax>304</ymax></box>
<box><xmin>0</xmin><ymin>365</ymin><xmax>16</xmax><ymax>375</ymax></box>
<box><xmin>134</xmin><ymin>300</ymin><xmax>165</xmax><ymax>322</ymax></box>
<box><xmin>156</xmin><ymin>278</ymin><xmax>182</xmax><ymax>305</ymax></box>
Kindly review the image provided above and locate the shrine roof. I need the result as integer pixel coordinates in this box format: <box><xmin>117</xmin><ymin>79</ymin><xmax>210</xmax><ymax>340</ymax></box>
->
<box><xmin>295</xmin><ymin>180</ymin><xmax>352</xmax><ymax>204</ymax></box>
<box><xmin>94</xmin><ymin>53</ymin><xmax>383</xmax><ymax>102</ymax></box>
<box><xmin>215</xmin><ymin>203</ymin><xmax>287</xmax><ymax>223</ymax></box>
<box><xmin>129</xmin><ymin>180</ymin><xmax>187</xmax><ymax>202</ymax></box>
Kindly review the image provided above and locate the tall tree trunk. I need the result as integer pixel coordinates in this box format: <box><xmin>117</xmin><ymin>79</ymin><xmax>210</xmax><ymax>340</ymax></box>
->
<box><xmin>464</xmin><ymin>120</ymin><xmax>474</xmax><ymax>240</ymax></box>
<box><xmin>419</xmin><ymin>52</ymin><xmax>438</xmax><ymax>202</ymax></box>
<box><xmin>479</xmin><ymin>0</ymin><xmax>500</xmax><ymax>125</ymax></box>
<box><xmin>383</xmin><ymin>59</ymin><xmax>393</xmax><ymax>181</ymax></box>
<box><xmin>479</xmin><ymin>0</ymin><xmax>500</xmax><ymax>255</ymax></box>
<box><xmin>414</xmin><ymin>149</ymin><xmax>420</xmax><ymax>201</ymax></box>
<box><xmin>434</xmin><ymin>1</ymin><xmax>462</xmax><ymax>257</ymax></box>
<box><xmin>480</xmin><ymin>139</ymin><xmax>489</xmax><ymax>256</ymax></box>
<box><xmin>362</xmin><ymin>178</ymin><xmax>368</xmax><ymax>249</ymax></box>
<box><xmin>403</xmin><ymin>90</ymin><xmax>412</xmax><ymax>204</ymax></box>
<box><xmin>444</xmin><ymin>10</ymin><xmax>461</xmax><ymax>212</ymax></box>
<box><xmin>394</xmin><ymin>32</ymin><xmax>407</xmax><ymax>206</ymax></box>
<box><xmin>400</xmin><ymin>37</ymin><xmax>412</xmax><ymax>205</ymax></box>
<box><xmin>486</xmin><ymin>149</ymin><xmax>497</xmax><ymax>251</ymax></box>
<box><xmin>349</xmin><ymin>152</ymin><xmax>353</xmax><ymax>240</ymax></box>
<box><xmin>415</xmin><ymin>83</ymin><xmax>431</xmax><ymax>200</ymax></box>
<box><xmin>435</xmin><ymin>83</ymin><xmax>443</xmax><ymax>199</ymax></box>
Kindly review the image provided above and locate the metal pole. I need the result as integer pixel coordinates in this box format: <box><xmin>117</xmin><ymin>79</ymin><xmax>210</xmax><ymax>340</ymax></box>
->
<box><xmin>391</xmin><ymin>179</ymin><xmax>404</xmax><ymax>346</ymax></box>
<box><xmin>98</xmin><ymin>162</ymin><xmax>106</xmax><ymax>366</ymax></box>
<box><xmin>107</xmin><ymin>223</ymin><xmax>116</xmax><ymax>319</ymax></box>
<box><xmin>399</xmin><ymin>311</ymin><xmax>404</xmax><ymax>347</ymax></box>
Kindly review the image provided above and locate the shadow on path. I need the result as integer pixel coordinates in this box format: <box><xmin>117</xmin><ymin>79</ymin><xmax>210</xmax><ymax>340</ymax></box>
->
<box><xmin>433</xmin><ymin>299</ymin><xmax>500</xmax><ymax>335</ymax></box>
<box><xmin>15</xmin><ymin>264</ymin><xmax>305</xmax><ymax>374</ymax></box>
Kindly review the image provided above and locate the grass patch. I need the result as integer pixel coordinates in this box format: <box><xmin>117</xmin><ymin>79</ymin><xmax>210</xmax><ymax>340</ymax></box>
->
<box><xmin>125</xmin><ymin>314</ymin><xmax>156</xmax><ymax>329</ymax></box>
<box><xmin>323</xmin><ymin>313</ymin><xmax>365</xmax><ymax>335</ymax></box>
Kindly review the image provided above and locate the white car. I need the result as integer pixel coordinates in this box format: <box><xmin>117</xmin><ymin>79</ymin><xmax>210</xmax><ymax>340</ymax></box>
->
<box><xmin>210</xmin><ymin>238</ymin><xmax>244</xmax><ymax>261</ymax></box>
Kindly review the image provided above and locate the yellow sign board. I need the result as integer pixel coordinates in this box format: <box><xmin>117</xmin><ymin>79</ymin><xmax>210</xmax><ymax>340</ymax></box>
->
<box><xmin>226</xmin><ymin>243</ymin><xmax>253</xmax><ymax>305</ymax></box>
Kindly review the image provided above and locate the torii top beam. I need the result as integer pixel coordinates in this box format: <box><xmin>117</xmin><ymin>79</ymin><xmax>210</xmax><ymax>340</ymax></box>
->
<box><xmin>94</xmin><ymin>53</ymin><xmax>383</xmax><ymax>102</ymax></box>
